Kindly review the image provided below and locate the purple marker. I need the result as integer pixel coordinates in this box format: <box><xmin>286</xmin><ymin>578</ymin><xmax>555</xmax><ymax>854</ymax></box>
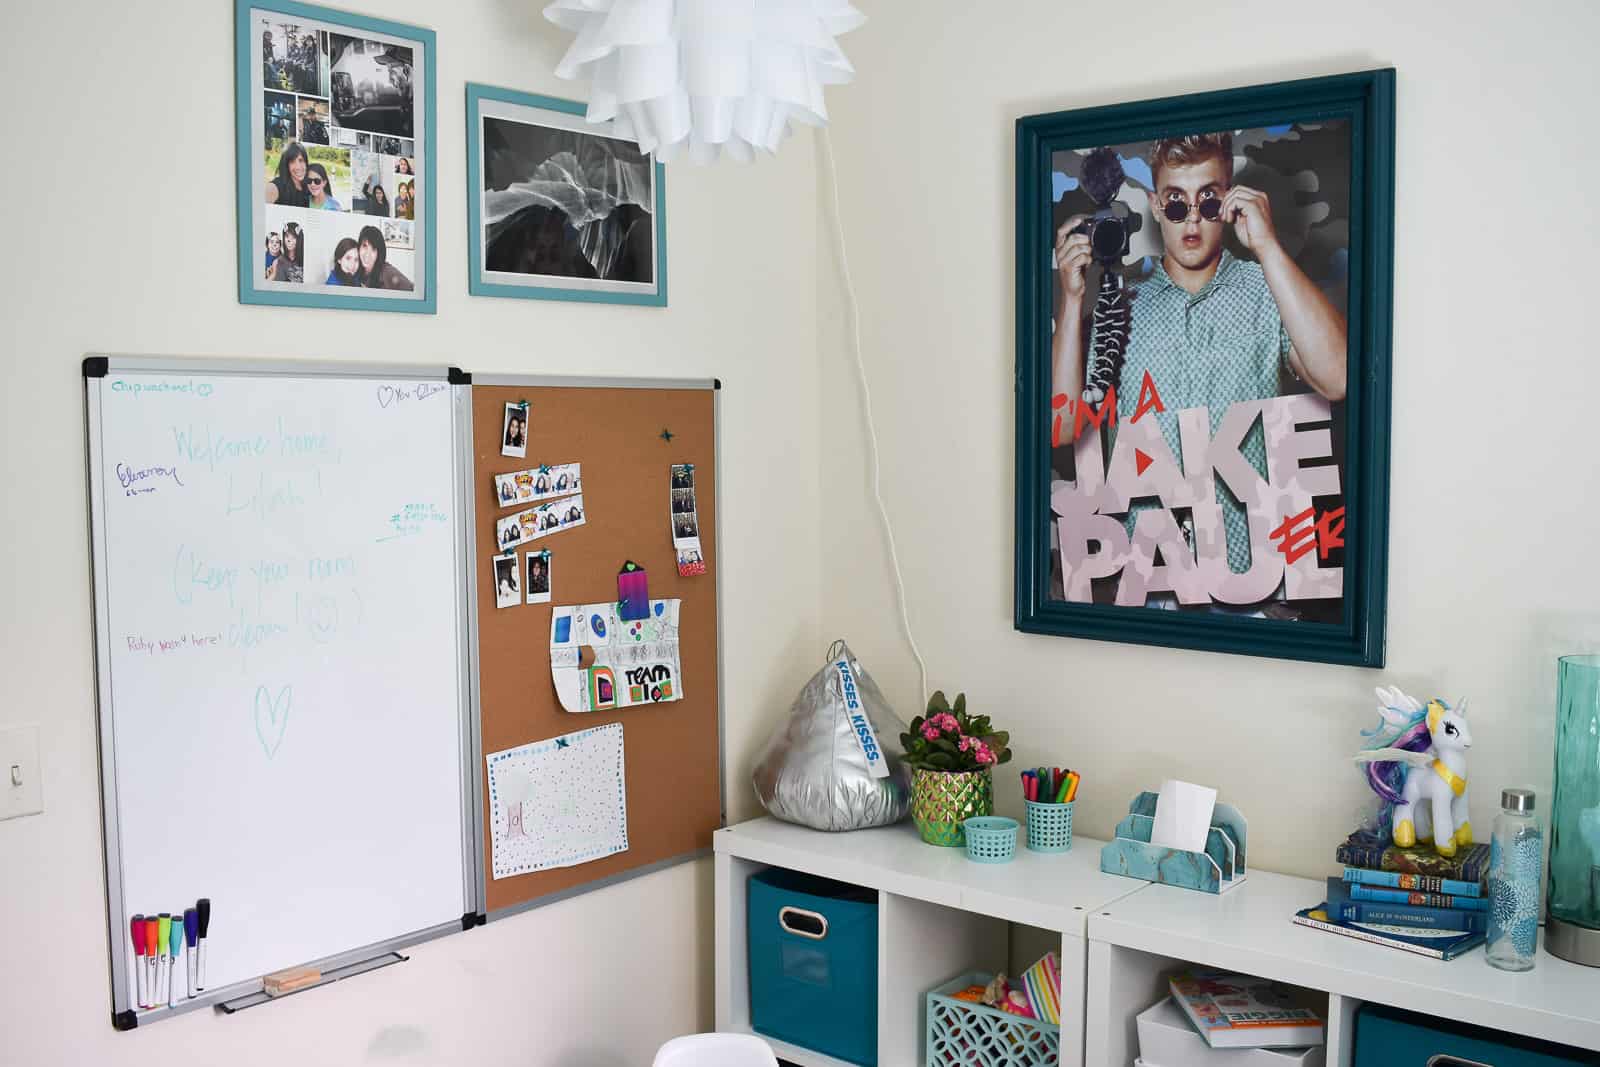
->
<box><xmin>183</xmin><ymin>908</ymin><xmax>199</xmax><ymax>998</ymax></box>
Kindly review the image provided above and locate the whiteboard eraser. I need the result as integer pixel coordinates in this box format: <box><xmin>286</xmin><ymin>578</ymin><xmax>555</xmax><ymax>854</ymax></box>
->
<box><xmin>263</xmin><ymin>967</ymin><xmax>322</xmax><ymax>997</ymax></box>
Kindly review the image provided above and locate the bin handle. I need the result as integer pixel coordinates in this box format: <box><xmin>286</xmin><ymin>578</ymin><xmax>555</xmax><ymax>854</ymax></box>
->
<box><xmin>778</xmin><ymin>906</ymin><xmax>828</xmax><ymax>940</ymax></box>
<box><xmin>1427</xmin><ymin>1058</ymin><xmax>1492</xmax><ymax>1067</ymax></box>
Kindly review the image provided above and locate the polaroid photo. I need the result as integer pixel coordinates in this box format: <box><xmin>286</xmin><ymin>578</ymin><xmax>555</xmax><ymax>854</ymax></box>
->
<box><xmin>670</xmin><ymin>463</ymin><xmax>694</xmax><ymax>490</ymax></box>
<box><xmin>501</xmin><ymin>402</ymin><xmax>528</xmax><ymax>458</ymax></box>
<box><xmin>676</xmin><ymin>547</ymin><xmax>707</xmax><ymax>577</ymax></box>
<box><xmin>525</xmin><ymin>550</ymin><xmax>552</xmax><ymax>605</ymax></box>
<box><xmin>493</xmin><ymin>555</ymin><xmax>521</xmax><ymax>608</ymax></box>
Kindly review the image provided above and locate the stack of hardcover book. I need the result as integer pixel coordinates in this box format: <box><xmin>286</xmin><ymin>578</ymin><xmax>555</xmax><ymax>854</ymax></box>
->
<box><xmin>1292</xmin><ymin>828</ymin><xmax>1491</xmax><ymax>959</ymax></box>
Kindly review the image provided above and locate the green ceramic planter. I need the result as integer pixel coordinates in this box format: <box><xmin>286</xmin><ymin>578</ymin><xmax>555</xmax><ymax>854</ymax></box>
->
<box><xmin>911</xmin><ymin>768</ymin><xmax>994</xmax><ymax>846</ymax></box>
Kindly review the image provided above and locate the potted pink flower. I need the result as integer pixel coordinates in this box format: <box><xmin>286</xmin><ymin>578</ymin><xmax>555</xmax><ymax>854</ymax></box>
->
<box><xmin>899</xmin><ymin>691</ymin><xmax>1012</xmax><ymax>846</ymax></box>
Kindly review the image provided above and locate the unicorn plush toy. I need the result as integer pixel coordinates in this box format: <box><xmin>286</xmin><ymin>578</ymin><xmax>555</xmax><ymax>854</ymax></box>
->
<box><xmin>1353</xmin><ymin>685</ymin><xmax>1473</xmax><ymax>857</ymax></box>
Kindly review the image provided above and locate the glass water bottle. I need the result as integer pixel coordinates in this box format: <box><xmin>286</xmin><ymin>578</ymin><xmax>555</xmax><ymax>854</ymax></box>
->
<box><xmin>1487</xmin><ymin>788</ymin><xmax>1542</xmax><ymax>971</ymax></box>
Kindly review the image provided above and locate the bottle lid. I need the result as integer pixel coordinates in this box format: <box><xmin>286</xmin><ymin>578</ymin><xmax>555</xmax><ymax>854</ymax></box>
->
<box><xmin>1501</xmin><ymin>788</ymin><xmax>1535</xmax><ymax>813</ymax></box>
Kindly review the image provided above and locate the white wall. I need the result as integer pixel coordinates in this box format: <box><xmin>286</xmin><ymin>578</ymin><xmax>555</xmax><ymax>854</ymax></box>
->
<box><xmin>1</xmin><ymin>1</ymin><xmax>819</xmax><ymax>1063</ymax></box>
<box><xmin>818</xmin><ymin>1</ymin><xmax>1600</xmax><ymax>878</ymax></box>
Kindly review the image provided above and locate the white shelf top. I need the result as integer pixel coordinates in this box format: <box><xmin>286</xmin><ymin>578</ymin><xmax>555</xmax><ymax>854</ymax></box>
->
<box><xmin>715</xmin><ymin>816</ymin><xmax>1144</xmax><ymax>933</ymax></box>
<box><xmin>1090</xmin><ymin>869</ymin><xmax>1600</xmax><ymax>1051</ymax></box>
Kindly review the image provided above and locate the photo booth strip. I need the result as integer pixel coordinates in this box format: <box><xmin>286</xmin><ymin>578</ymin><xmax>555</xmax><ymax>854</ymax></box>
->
<box><xmin>549</xmin><ymin>599</ymin><xmax>682</xmax><ymax>714</ymax></box>
<box><xmin>494</xmin><ymin>463</ymin><xmax>581</xmax><ymax>509</ymax></box>
<box><xmin>485</xmin><ymin>723</ymin><xmax>628</xmax><ymax>879</ymax></box>
<box><xmin>495</xmin><ymin>493</ymin><xmax>587</xmax><ymax>548</ymax></box>
<box><xmin>669</xmin><ymin>463</ymin><xmax>707</xmax><ymax>577</ymax></box>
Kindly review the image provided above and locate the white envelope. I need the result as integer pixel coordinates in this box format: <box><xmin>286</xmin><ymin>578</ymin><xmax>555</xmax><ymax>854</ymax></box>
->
<box><xmin>1150</xmin><ymin>779</ymin><xmax>1217</xmax><ymax>853</ymax></box>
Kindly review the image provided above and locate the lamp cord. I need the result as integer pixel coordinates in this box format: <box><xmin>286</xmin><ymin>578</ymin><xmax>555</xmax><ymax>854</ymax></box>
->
<box><xmin>819</xmin><ymin>127</ymin><xmax>929</xmax><ymax>708</ymax></box>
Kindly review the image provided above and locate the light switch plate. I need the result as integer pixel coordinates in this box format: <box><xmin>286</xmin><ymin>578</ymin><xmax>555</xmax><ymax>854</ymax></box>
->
<box><xmin>0</xmin><ymin>725</ymin><xmax>43</xmax><ymax>820</ymax></box>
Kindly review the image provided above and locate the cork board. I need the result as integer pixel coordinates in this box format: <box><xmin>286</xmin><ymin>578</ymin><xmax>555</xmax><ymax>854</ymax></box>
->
<box><xmin>471</xmin><ymin>381</ymin><xmax>722</xmax><ymax>914</ymax></box>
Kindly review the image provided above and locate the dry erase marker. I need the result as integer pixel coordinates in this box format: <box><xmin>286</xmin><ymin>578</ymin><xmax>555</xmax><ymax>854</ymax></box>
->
<box><xmin>157</xmin><ymin>914</ymin><xmax>172</xmax><ymax>1006</ymax></box>
<box><xmin>130</xmin><ymin>914</ymin><xmax>146</xmax><ymax>1008</ymax></box>
<box><xmin>195</xmin><ymin>898</ymin><xmax>211</xmax><ymax>991</ymax></box>
<box><xmin>168</xmin><ymin>913</ymin><xmax>184</xmax><ymax>1009</ymax></box>
<box><xmin>143</xmin><ymin>917</ymin><xmax>160</xmax><ymax>1009</ymax></box>
<box><xmin>183</xmin><ymin>908</ymin><xmax>199</xmax><ymax>998</ymax></box>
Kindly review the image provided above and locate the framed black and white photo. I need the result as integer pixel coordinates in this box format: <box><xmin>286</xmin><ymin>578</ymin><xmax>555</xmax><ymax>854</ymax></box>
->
<box><xmin>466</xmin><ymin>84</ymin><xmax>666</xmax><ymax>306</ymax></box>
<box><xmin>235</xmin><ymin>0</ymin><xmax>435</xmax><ymax>312</ymax></box>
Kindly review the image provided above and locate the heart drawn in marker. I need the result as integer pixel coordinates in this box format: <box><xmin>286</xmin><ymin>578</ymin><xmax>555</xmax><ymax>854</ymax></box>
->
<box><xmin>376</xmin><ymin>384</ymin><xmax>395</xmax><ymax>409</ymax></box>
<box><xmin>254</xmin><ymin>684</ymin><xmax>292</xmax><ymax>758</ymax></box>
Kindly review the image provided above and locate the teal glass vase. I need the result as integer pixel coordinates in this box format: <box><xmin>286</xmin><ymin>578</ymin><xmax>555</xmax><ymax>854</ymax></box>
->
<box><xmin>1547</xmin><ymin>655</ymin><xmax>1600</xmax><ymax>965</ymax></box>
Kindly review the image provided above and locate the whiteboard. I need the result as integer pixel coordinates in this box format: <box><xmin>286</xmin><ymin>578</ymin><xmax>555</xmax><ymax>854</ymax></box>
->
<box><xmin>86</xmin><ymin>358</ymin><xmax>475</xmax><ymax>1018</ymax></box>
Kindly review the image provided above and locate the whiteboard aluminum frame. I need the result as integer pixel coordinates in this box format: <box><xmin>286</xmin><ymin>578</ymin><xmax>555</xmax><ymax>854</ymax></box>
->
<box><xmin>84</xmin><ymin>354</ymin><xmax>483</xmax><ymax>1029</ymax></box>
<box><xmin>470</xmin><ymin>373</ymin><xmax>725</xmax><ymax>924</ymax></box>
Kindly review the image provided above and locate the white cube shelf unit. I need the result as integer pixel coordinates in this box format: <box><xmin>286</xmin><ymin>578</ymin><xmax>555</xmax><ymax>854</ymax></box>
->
<box><xmin>714</xmin><ymin>817</ymin><xmax>1145</xmax><ymax>1067</ymax></box>
<box><xmin>1087</xmin><ymin>869</ymin><xmax>1600</xmax><ymax>1067</ymax></box>
<box><xmin>717</xmin><ymin>818</ymin><xmax>1600</xmax><ymax>1067</ymax></box>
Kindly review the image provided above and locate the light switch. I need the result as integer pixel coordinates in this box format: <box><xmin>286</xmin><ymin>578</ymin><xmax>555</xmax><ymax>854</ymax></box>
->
<box><xmin>0</xmin><ymin>725</ymin><xmax>43</xmax><ymax>820</ymax></box>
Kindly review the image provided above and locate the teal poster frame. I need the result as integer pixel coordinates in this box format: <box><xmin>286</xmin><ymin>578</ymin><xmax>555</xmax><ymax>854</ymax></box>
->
<box><xmin>465</xmin><ymin>83</ymin><xmax>668</xmax><ymax>307</ymax></box>
<box><xmin>235</xmin><ymin>0</ymin><xmax>437</xmax><ymax>313</ymax></box>
<box><xmin>1014</xmin><ymin>69</ymin><xmax>1394</xmax><ymax>667</ymax></box>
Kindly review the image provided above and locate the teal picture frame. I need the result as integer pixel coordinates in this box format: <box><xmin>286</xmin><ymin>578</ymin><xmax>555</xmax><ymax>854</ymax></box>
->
<box><xmin>1014</xmin><ymin>69</ymin><xmax>1394</xmax><ymax>667</ymax></box>
<box><xmin>465</xmin><ymin>83</ymin><xmax>668</xmax><ymax>306</ymax></box>
<box><xmin>235</xmin><ymin>0</ymin><xmax>437</xmax><ymax>313</ymax></box>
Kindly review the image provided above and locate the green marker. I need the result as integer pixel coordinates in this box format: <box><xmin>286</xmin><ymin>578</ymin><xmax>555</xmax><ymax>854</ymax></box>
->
<box><xmin>168</xmin><ymin>913</ymin><xmax>185</xmax><ymax>1008</ymax></box>
<box><xmin>157</xmin><ymin>914</ymin><xmax>173</xmax><ymax>1006</ymax></box>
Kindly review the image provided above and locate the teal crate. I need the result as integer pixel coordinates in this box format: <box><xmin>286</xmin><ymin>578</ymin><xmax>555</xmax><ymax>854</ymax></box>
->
<box><xmin>1355</xmin><ymin>1002</ymin><xmax>1593</xmax><ymax>1065</ymax></box>
<box><xmin>925</xmin><ymin>972</ymin><xmax>1058</xmax><ymax>1066</ymax></box>
<box><xmin>1024</xmin><ymin>800</ymin><xmax>1074</xmax><ymax>852</ymax></box>
<box><xmin>748</xmin><ymin>868</ymin><xmax>877</xmax><ymax>1066</ymax></box>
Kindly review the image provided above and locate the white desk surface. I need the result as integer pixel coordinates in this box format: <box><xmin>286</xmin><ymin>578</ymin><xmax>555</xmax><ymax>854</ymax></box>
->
<box><xmin>1090</xmin><ymin>867</ymin><xmax>1600</xmax><ymax>1051</ymax></box>
<box><xmin>715</xmin><ymin>816</ymin><xmax>1144</xmax><ymax>933</ymax></box>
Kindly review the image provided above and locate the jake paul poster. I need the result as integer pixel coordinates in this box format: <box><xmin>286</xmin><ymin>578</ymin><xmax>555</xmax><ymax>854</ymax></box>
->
<box><xmin>1015</xmin><ymin>73</ymin><xmax>1395</xmax><ymax>666</ymax></box>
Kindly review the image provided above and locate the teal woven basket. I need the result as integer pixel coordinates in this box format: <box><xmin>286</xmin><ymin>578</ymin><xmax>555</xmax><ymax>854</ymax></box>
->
<box><xmin>962</xmin><ymin>817</ymin><xmax>1018</xmax><ymax>863</ymax></box>
<box><xmin>925</xmin><ymin>972</ymin><xmax>1059</xmax><ymax>1066</ymax></box>
<box><xmin>1025</xmin><ymin>800</ymin><xmax>1074</xmax><ymax>853</ymax></box>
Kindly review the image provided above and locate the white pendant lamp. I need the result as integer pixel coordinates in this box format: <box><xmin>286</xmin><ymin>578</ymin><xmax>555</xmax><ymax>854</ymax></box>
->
<box><xmin>543</xmin><ymin>0</ymin><xmax>865</xmax><ymax>162</ymax></box>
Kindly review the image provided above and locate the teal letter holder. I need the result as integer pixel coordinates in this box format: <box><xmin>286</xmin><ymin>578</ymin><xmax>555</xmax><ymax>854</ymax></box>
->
<box><xmin>1099</xmin><ymin>791</ymin><xmax>1249</xmax><ymax>894</ymax></box>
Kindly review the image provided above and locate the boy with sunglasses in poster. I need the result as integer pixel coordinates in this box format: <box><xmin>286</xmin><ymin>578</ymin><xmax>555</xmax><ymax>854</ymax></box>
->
<box><xmin>1051</xmin><ymin>133</ymin><xmax>1347</xmax><ymax>610</ymax></box>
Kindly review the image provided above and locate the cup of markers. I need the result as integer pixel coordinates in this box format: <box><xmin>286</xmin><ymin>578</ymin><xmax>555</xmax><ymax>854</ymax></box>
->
<box><xmin>1022</xmin><ymin>767</ymin><xmax>1078</xmax><ymax>853</ymax></box>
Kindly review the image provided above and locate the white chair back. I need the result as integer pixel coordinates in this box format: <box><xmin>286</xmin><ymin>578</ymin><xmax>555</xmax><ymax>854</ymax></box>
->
<box><xmin>651</xmin><ymin>1033</ymin><xmax>780</xmax><ymax>1067</ymax></box>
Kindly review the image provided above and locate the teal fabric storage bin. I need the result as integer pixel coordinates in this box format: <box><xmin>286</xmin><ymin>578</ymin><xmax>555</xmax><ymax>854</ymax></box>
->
<box><xmin>748</xmin><ymin>867</ymin><xmax>878</xmax><ymax>1066</ymax></box>
<box><xmin>1355</xmin><ymin>1003</ymin><xmax>1595</xmax><ymax>1065</ymax></box>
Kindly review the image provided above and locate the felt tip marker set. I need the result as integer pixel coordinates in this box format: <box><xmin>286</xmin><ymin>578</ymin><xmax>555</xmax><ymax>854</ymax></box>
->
<box><xmin>128</xmin><ymin>898</ymin><xmax>210</xmax><ymax>1010</ymax></box>
<box><xmin>1022</xmin><ymin>767</ymin><xmax>1080</xmax><ymax>804</ymax></box>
